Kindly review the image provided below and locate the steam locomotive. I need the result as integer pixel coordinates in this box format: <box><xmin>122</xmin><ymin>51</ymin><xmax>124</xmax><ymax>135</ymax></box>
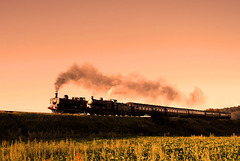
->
<box><xmin>48</xmin><ymin>93</ymin><xmax>231</xmax><ymax>119</ymax></box>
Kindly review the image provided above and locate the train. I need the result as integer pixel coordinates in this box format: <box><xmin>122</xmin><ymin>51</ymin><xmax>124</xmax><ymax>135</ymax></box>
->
<box><xmin>48</xmin><ymin>93</ymin><xmax>231</xmax><ymax>119</ymax></box>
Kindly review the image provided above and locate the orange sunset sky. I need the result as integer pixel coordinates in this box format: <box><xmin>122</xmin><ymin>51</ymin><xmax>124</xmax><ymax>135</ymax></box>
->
<box><xmin>1</xmin><ymin>0</ymin><xmax>240</xmax><ymax>112</ymax></box>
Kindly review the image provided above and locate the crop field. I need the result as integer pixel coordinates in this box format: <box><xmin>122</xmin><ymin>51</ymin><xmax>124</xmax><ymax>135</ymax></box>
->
<box><xmin>1</xmin><ymin>136</ymin><xmax>240</xmax><ymax>161</ymax></box>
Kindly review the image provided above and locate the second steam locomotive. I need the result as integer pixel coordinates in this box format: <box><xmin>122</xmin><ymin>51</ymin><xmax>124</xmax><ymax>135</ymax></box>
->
<box><xmin>48</xmin><ymin>93</ymin><xmax>231</xmax><ymax>119</ymax></box>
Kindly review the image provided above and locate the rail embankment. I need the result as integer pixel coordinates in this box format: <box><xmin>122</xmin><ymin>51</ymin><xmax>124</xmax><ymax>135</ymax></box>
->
<box><xmin>0</xmin><ymin>111</ymin><xmax>239</xmax><ymax>140</ymax></box>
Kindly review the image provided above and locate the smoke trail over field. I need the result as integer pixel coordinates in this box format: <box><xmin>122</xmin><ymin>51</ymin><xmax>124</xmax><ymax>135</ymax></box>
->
<box><xmin>55</xmin><ymin>63</ymin><xmax>205</xmax><ymax>105</ymax></box>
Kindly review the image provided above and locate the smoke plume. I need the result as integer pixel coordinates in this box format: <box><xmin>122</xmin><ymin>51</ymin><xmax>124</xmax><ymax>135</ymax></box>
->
<box><xmin>55</xmin><ymin>63</ymin><xmax>205</xmax><ymax>106</ymax></box>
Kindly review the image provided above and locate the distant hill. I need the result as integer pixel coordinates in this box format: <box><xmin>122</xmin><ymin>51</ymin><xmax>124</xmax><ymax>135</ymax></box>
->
<box><xmin>220</xmin><ymin>106</ymin><xmax>240</xmax><ymax>120</ymax></box>
<box><xmin>220</xmin><ymin>105</ymin><xmax>240</xmax><ymax>113</ymax></box>
<box><xmin>206</xmin><ymin>106</ymin><xmax>240</xmax><ymax>120</ymax></box>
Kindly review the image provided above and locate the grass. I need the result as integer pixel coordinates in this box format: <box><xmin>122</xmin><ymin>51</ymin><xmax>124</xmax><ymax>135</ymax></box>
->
<box><xmin>1</xmin><ymin>136</ymin><xmax>240</xmax><ymax>160</ymax></box>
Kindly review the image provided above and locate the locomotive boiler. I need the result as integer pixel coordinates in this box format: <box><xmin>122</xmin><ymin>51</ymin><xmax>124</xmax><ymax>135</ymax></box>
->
<box><xmin>48</xmin><ymin>93</ymin><xmax>87</xmax><ymax>113</ymax></box>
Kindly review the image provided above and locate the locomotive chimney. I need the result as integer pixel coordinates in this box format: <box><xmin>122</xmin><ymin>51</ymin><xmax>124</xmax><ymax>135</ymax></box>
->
<box><xmin>55</xmin><ymin>92</ymin><xmax>58</xmax><ymax>98</ymax></box>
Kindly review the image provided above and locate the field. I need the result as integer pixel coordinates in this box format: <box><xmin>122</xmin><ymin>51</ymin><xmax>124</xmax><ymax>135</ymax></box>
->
<box><xmin>1</xmin><ymin>136</ymin><xmax>240</xmax><ymax>161</ymax></box>
<box><xmin>1</xmin><ymin>111</ymin><xmax>240</xmax><ymax>160</ymax></box>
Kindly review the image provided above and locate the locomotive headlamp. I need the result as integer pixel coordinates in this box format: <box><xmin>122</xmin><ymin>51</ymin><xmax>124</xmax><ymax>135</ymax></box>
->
<box><xmin>87</xmin><ymin>99</ymin><xmax>93</xmax><ymax>108</ymax></box>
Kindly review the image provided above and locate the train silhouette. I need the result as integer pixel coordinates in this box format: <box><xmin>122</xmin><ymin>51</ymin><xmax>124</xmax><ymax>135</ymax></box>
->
<box><xmin>48</xmin><ymin>93</ymin><xmax>231</xmax><ymax>119</ymax></box>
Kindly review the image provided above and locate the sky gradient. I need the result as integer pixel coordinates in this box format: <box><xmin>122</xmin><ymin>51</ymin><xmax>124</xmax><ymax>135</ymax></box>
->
<box><xmin>1</xmin><ymin>0</ymin><xmax>240</xmax><ymax>112</ymax></box>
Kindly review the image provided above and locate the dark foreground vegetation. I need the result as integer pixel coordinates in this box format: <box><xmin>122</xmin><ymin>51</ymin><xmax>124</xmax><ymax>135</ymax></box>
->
<box><xmin>1</xmin><ymin>111</ymin><xmax>240</xmax><ymax>140</ymax></box>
